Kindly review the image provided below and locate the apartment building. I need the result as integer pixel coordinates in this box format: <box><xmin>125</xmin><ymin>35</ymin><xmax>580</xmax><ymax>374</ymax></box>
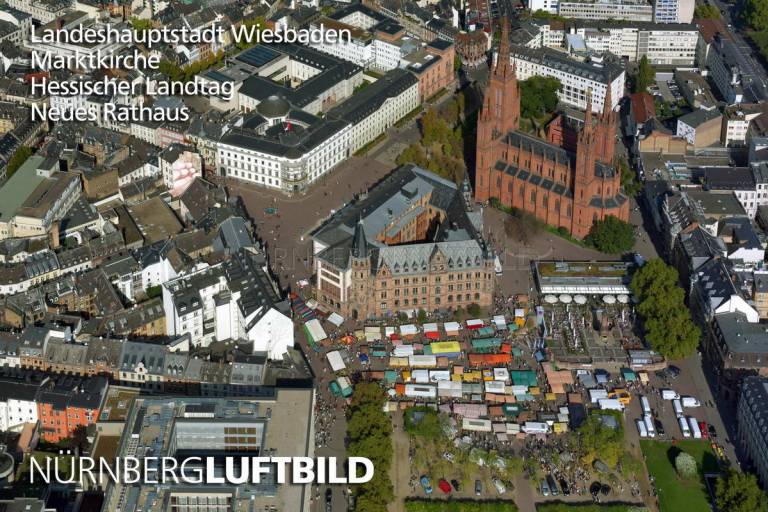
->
<box><xmin>508</xmin><ymin>45</ymin><xmax>625</xmax><ymax>113</ymax></box>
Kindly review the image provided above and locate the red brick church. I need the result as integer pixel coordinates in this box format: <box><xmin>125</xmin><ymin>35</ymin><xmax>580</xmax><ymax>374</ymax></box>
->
<box><xmin>474</xmin><ymin>20</ymin><xmax>630</xmax><ymax>239</ymax></box>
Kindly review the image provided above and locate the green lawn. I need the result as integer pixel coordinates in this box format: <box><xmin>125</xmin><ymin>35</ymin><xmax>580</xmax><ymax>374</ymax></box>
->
<box><xmin>537</xmin><ymin>504</ymin><xmax>646</xmax><ymax>511</ymax></box>
<box><xmin>640</xmin><ymin>440</ymin><xmax>720</xmax><ymax>512</ymax></box>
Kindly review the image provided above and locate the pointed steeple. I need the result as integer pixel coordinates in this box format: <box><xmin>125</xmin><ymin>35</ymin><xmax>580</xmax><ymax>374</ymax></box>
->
<box><xmin>601</xmin><ymin>85</ymin><xmax>613</xmax><ymax>120</ymax></box>
<box><xmin>493</xmin><ymin>16</ymin><xmax>514</xmax><ymax>79</ymax></box>
<box><xmin>351</xmin><ymin>218</ymin><xmax>368</xmax><ymax>259</ymax></box>
<box><xmin>583</xmin><ymin>88</ymin><xmax>593</xmax><ymax>128</ymax></box>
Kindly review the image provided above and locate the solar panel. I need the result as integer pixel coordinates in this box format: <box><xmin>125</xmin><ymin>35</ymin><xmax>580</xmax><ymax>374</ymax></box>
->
<box><xmin>236</xmin><ymin>46</ymin><xmax>280</xmax><ymax>68</ymax></box>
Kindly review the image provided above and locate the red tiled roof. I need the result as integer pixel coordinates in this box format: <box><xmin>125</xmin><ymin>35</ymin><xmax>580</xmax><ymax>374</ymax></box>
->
<box><xmin>630</xmin><ymin>92</ymin><xmax>656</xmax><ymax>124</ymax></box>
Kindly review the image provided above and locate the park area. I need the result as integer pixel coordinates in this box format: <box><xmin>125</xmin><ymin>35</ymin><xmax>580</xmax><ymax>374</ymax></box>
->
<box><xmin>640</xmin><ymin>440</ymin><xmax>720</xmax><ymax>512</ymax></box>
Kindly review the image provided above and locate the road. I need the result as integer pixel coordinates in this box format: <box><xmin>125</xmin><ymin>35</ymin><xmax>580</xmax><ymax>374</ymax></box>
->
<box><xmin>707</xmin><ymin>0</ymin><xmax>768</xmax><ymax>102</ymax></box>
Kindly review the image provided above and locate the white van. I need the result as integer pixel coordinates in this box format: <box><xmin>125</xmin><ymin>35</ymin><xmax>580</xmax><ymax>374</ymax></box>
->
<box><xmin>679</xmin><ymin>416</ymin><xmax>691</xmax><ymax>438</ymax></box>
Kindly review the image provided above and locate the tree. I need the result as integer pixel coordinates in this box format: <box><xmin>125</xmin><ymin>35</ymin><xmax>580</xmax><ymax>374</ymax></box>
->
<box><xmin>619</xmin><ymin>158</ymin><xmax>642</xmax><ymax>196</ymax></box>
<box><xmin>577</xmin><ymin>412</ymin><xmax>624</xmax><ymax>466</ymax></box>
<box><xmin>634</xmin><ymin>55</ymin><xmax>654</xmax><ymax>93</ymax></box>
<box><xmin>519</xmin><ymin>76</ymin><xmax>561</xmax><ymax>120</ymax></box>
<box><xmin>130</xmin><ymin>17</ymin><xmax>153</xmax><ymax>34</ymax></box>
<box><xmin>467</xmin><ymin>303</ymin><xmax>481</xmax><ymax>317</ymax></box>
<box><xmin>745</xmin><ymin>0</ymin><xmax>768</xmax><ymax>31</ymax></box>
<box><xmin>716</xmin><ymin>469</ymin><xmax>768</xmax><ymax>512</ymax></box>
<box><xmin>5</xmin><ymin>146</ymin><xmax>33</xmax><ymax>178</ymax></box>
<box><xmin>585</xmin><ymin>215</ymin><xmax>635</xmax><ymax>254</ymax></box>
<box><xmin>675</xmin><ymin>451</ymin><xmax>697</xmax><ymax>478</ymax></box>
<box><xmin>631</xmin><ymin>259</ymin><xmax>701</xmax><ymax>359</ymax></box>
<box><xmin>404</xmin><ymin>407</ymin><xmax>447</xmax><ymax>439</ymax></box>
<box><xmin>502</xmin><ymin>206</ymin><xmax>543</xmax><ymax>244</ymax></box>
<box><xmin>347</xmin><ymin>383</ymin><xmax>393</xmax><ymax>511</ymax></box>
<box><xmin>235</xmin><ymin>17</ymin><xmax>267</xmax><ymax>50</ymax></box>
<box><xmin>694</xmin><ymin>4</ymin><xmax>721</xmax><ymax>19</ymax></box>
<box><xmin>417</xmin><ymin>309</ymin><xmax>428</xmax><ymax>323</ymax></box>
<box><xmin>146</xmin><ymin>285</ymin><xmax>162</xmax><ymax>298</ymax></box>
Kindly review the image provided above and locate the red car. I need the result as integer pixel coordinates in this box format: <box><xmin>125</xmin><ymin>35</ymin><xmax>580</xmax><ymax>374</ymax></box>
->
<box><xmin>699</xmin><ymin>421</ymin><xmax>709</xmax><ymax>439</ymax></box>
<box><xmin>438</xmin><ymin>479</ymin><xmax>452</xmax><ymax>494</ymax></box>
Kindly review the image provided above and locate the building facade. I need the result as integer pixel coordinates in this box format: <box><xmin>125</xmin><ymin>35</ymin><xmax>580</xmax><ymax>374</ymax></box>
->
<box><xmin>312</xmin><ymin>165</ymin><xmax>495</xmax><ymax>319</ymax></box>
<box><xmin>557</xmin><ymin>0</ymin><xmax>654</xmax><ymax>21</ymax></box>
<box><xmin>475</xmin><ymin>20</ymin><xmax>630</xmax><ymax>239</ymax></box>
<box><xmin>509</xmin><ymin>45</ymin><xmax>625</xmax><ymax>113</ymax></box>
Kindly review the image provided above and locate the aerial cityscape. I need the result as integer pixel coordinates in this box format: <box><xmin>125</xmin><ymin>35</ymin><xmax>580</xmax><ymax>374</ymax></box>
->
<box><xmin>0</xmin><ymin>0</ymin><xmax>767</xmax><ymax>510</ymax></box>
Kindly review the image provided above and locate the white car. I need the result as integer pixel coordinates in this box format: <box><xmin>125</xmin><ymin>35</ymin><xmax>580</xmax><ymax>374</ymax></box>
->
<box><xmin>442</xmin><ymin>452</ymin><xmax>455</xmax><ymax>462</ymax></box>
<box><xmin>493</xmin><ymin>478</ymin><xmax>506</xmax><ymax>494</ymax></box>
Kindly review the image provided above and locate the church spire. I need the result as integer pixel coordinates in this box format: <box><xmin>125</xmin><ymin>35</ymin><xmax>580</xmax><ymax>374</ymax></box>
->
<box><xmin>351</xmin><ymin>218</ymin><xmax>368</xmax><ymax>259</ymax></box>
<box><xmin>493</xmin><ymin>17</ymin><xmax>514</xmax><ymax>79</ymax></box>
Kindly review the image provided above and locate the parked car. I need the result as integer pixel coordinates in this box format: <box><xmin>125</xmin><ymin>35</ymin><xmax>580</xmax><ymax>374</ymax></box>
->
<box><xmin>708</xmin><ymin>425</ymin><xmax>718</xmax><ymax>439</ymax></box>
<box><xmin>655</xmin><ymin>419</ymin><xmax>665</xmax><ymax>437</ymax></box>
<box><xmin>547</xmin><ymin>474</ymin><xmax>559</xmax><ymax>496</ymax></box>
<box><xmin>420</xmin><ymin>476</ymin><xmax>433</xmax><ymax>495</ymax></box>
<box><xmin>699</xmin><ymin>421</ymin><xmax>709</xmax><ymax>439</ymax></box>
<box><xmin>492</xmin><ymin>478</ymin><xmax>506</xmax><ymax>494</ymax></box>
<box><xmin>438</xmin><ymin>479</ymin><xmax>451</xmax><ymax>494</ymax></box>
<box><xmin>475</xmin><ymin>480</ymin><xmax>482</xmax><ymax>496</ymax></box>
<box><xmin>540</xmin><ymin>479</ymin><xmax>551</xmax><ymax>496</ymax></box>
<box><xmin>450</xmin><ymin>479</ymin><xmax>460</xmax><ymax>492</ymax></box>
<box><xmin>325</xmin><ymin>489</ymin><xmax>332</xmax><ymax>512</ymax></box>
<box><xmin>559</xmin><ymin>478</ymin><xmax>570</xmax><ymax>496</ymax></box>
<box><xmin>668</xmin><ymin>365</ymin><xmax>681</xmax><ymax>378</ymax></box>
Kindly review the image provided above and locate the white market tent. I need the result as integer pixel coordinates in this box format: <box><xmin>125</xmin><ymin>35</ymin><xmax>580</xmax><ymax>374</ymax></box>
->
<box><xmin>327</xmin><ymin>312</ymin><xmax>344</xmax><ymax>326</ymax></box>
<box><xmin>423</xmin><ymin>323</ymin><xmax>439</xmax><ymax>333</ymax></box>
<box><xmin>617</xmin><ymin>295</ymin><xmax>629</xmax><ymax>304</ymax></box>
<box><xmin>574</xmin><ymin>295</ymin><xmax>587</xmax><ymax>305</ymax></box>
<box><xmin>514</xmin><ymin>308</ymin><xmax>525</xmax><ymax>318</ymax></box>
<box><xmin>385</xmin><ymin>326</ymin><xmax>396</xmax><ymax>338</ymax></box>
<box><xmin>466</xmin><ymin>319</ymin><xmax>484</xmax><ymax>328</ymax></box>
<box><xmin>304</xmin><ymin>319</ymin><xmax>327</xmax><ymax>345</ymax></box>
<box><xmin>326</xmin><ymin>351</ymin><xmax>346</xmax><ymax>372</ymax></box>
<box><xmin>400</xmin><ymin>324</ymin><xmax>418</xmax><ymax>337</ymax></box>
<box><xmin>544</xmin><ymin>295</ymin><xmax>558</xmax><ymax>304</ymax></box>
<box><xmin>559</xmin><ymin>294</ymin><xmax>572</xmax><ymax>304</ymax></box>
<box><xmin>493</xmin><ymin>315</ymin><xmax>507</xmax><ymax>329</ymax></box>
<box><xmin>444</xmin><ymin>321</ymin><xmax>461</xmax><ymax>335</ymax></box>
<box><xmin>365</xmin><ymin>326</ymin><xmax>382</xmax><ymax>342</ymax></box>
<box><xmin>603</xmin><ymin>295</ymin><xmax>616</xmax><ymax>304</ymax></box>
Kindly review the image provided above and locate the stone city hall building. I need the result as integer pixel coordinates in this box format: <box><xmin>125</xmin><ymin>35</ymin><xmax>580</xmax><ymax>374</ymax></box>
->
<box><xmin>312</xmin><ymin>165</ymin><xmax>495</xmax><ymax>319</ymax></box>
<box><xmin>474</xmin><ymin>19</ymin><xmax>630</xmax><ymax>239</ymax></box>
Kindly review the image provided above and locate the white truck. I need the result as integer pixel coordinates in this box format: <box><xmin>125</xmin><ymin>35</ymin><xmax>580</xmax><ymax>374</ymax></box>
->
<box><xmin>636</xmin><ymin>419</ymin><xmax>648</xmax><ymax>438</ymax></box>
<box><xmin>644</xmin><ymin>414</ymin><xmax>656</xmax><ymax>438</ymax></box>
<box><xmin>641</xmin><ymin>396</ymin><xmax>651</xmax><ymax>415</ymax></box>
<box><xmin>661</xmin><ymin>389</ymin><xmax>680</xmax><ymax>400</ymax></box>
<box><xmin>679</xmin><ymin>416</ymin><xmax>691</xmax><ymax>438</ymax></box>
<box><xmin>682</xmin><ymin>396</ymin><xmax>701</xmax><ymax>408</ymax></box>
<box><xmin>689</xmin><ymin>417</ymin><xmax>702</xmax><ymax>439</ymax></box>
<box><xmin>672</xmin><ymin>399</ymin><xmax>684</xmax><ymax>418</ymax></box>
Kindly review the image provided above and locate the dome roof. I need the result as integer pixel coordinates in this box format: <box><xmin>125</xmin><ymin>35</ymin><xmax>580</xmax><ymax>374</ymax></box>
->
<box><xmin>257</xmin><ymin>95</ymin><xmax>290</xmax><ymax>118</ymax></box>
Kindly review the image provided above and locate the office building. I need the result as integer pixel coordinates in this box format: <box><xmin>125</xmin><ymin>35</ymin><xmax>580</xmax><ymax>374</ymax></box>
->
<box><xmin>101</xmin><ymin>391</ymin><xmax>315</xmax><ymax>512</ymax></box>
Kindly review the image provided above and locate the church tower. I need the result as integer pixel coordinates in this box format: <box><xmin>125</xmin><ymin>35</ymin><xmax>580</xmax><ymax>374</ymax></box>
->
<box><xmin>475</xmin><ymin>17</ymin><xmax>520</xmax><ymax>202</ymax></box>
<box><xmin>348</xmin><ymin>219</ymin><xmax>371</xmax><ymax>319</ymax></box>
<box><xmin>595</xmin><ymin>86</ymin><xmax>617</xmax><ymax>165</ymax></box>
<box><xmin>572</xmin><ymin>91</ymin><xmax>600</xmax><ymax>237</ymax></box>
